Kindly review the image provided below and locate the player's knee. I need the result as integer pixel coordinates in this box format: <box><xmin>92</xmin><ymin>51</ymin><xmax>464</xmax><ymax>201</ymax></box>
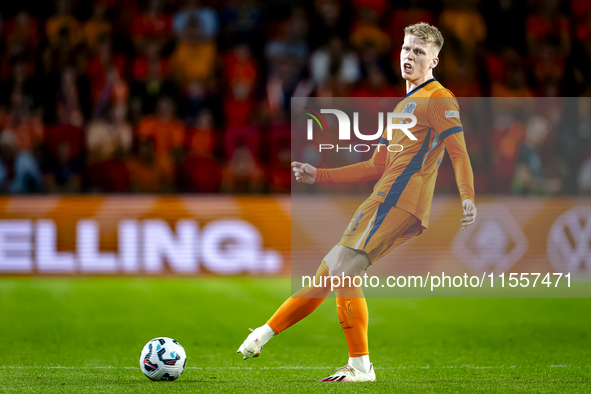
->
<box><xmin>315</xmin><ymin>260</ymin><xmax>329</xmax><ymax>279</ymax></box>
<box><xmin>308</xmin><ymin>260</ymin><xmax>331</xmax><ymax>295</ymax></box>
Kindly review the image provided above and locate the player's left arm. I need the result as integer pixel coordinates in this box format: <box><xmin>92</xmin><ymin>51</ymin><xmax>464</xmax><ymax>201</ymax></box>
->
<box><xmin>445</xmin><ymin>133</ymin><xmax>477</xmax><ymax>230</ymax></box>
<box><xmin>428</xmin><ymin>89</ymin><xmax>477</xmax><ymax>230</ymax></box>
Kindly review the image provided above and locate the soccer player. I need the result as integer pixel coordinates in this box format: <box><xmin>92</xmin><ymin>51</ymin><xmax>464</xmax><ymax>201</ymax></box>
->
<box><xmin>237</xmin><ymin>22</ymin><xmax>477</xmax><ymax>382</ymax></box>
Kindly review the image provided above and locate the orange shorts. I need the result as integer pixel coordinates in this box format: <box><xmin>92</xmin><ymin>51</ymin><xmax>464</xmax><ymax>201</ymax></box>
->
<box><xmin>338</xmin><ymin>198</ymin><xmax>423</xmax><ymax>263</ymax></box>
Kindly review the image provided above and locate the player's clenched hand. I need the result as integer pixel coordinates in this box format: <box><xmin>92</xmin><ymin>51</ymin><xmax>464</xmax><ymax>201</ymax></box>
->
<box><xmin>461</xmin><ymin>199</ymin><xmax>477</xmax><ymax>230</ymax></box>
<box><xmin>291</xmin><ymin>162</ymin><xmax>317</xmax><ymax>184</ymax></box>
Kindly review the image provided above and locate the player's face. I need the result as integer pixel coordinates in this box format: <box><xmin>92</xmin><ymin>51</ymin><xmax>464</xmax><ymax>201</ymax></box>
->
<box><xmin>400</xmin><ymin>35</ymin><xmax>439</xmax><ymax>82</ymax></box>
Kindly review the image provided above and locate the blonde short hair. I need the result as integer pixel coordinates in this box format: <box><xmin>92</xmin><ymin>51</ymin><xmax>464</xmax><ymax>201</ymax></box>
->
<box><xmin>404</xmin><ymin>22</ymin><xmax>444</xmax><ymax>53</ymax></box>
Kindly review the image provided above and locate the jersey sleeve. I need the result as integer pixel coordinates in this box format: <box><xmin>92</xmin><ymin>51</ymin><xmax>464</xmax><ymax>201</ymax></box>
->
<box><xmin>428</xmin><ymin>89</ymin><xmax>475</xmax><ymax>202</ymax></box>
<box><xmin>315</xmin><ymin>132</ymin><xmax>388</xmax><ymax>185</ymax></box>
<box><xmin>427</xmin><ymin>89</ymin><xmax>463</xmax><ymax>141</ymax></box>
<box><xmin>443</xmin><ymin>130</ymin><xmax>475</xmax><ymax>203</ymax></box>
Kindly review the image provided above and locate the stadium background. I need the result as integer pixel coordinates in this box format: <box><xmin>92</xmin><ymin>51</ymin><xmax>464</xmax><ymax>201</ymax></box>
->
<box><xmin>0</xmin><ymin>0</ymin><xmax>589</xmax><ymax>277</ymax></box>
<box><xmin>0</xmin><ymin>0</ymin><xmax>590</xmax><ymax>196</ymax></box>
<box><xmin>0</xmin><ymin>1</ymin><xmax>590</xmax><ymax>392</ymax></box>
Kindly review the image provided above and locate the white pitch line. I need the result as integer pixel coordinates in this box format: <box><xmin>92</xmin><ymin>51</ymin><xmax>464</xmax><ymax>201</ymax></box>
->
<box><xmin>0</xmin><ymin>365</ymin><xmax>589</xmax><ymax>370</ymax></box>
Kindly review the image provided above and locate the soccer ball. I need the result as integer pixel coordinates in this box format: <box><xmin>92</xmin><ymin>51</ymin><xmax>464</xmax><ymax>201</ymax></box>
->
<box><xmin>139</xmin><ymin>337</ymin><xmax>187</xmax><ymax>381</ymax></box>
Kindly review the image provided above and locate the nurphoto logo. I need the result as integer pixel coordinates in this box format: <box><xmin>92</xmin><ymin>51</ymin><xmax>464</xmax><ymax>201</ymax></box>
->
<box><xmin>303</xmin><ymin>107</ymin><xmax>417</xmax><ymax>152</ymax></box>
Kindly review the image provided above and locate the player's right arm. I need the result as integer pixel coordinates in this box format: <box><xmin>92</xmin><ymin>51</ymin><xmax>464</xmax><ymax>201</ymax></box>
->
<box><xmin>291</xmin><ymin>162</ymin><xmax>317</xmax><ymax>184</ymax></box>
<box><xmin>292</xmin><ymin>138</ymin><xmax>388</xmax><ymax>185</ymax></box>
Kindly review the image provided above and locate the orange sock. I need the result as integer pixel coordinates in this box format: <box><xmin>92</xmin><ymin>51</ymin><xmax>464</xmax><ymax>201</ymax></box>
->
<box><xmin>335</xmin><ymin>279</ymin><xmax>369</xmax><ymax>357</ymax></box>
<box><xmin>267</xmin><ymin>261</ymin><xmax>330</xmax><ymax>334</ymax></box>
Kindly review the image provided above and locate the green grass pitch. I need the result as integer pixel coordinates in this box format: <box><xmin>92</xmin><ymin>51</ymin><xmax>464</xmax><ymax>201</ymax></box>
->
<box><xmin>0</xmin><ymin>278</ymin><xmax>590</xmax><ymax>393</ymax></box>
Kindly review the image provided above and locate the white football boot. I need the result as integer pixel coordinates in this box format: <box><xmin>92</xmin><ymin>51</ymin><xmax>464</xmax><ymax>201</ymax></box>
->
<box><xmin>318</xmin><ymin>364</ymin><xmax>376</xmax><ymax>382</ymax></box>
<box><xmin>236</xmin><ymin>326</ymin><xmax>273</xmax><ymax>360</ymax></box>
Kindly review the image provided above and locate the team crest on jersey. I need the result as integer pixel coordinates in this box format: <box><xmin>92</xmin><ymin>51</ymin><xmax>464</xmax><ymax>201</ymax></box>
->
<box><xmin>399</xmin><ymin>101</ymin><xmax>417</xmax><ymax>124</ymax></box>
<box><xmin>402</xmin><ymin>101</ymin><xmax>417</xmax><ymax>114</ymax></box>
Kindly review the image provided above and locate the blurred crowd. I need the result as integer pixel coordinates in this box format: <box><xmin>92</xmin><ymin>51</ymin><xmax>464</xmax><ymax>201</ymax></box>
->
<box><xmin>0</xmin><ymin>0</ymin><xmax>590</xmax><ymax>195</ymax></box>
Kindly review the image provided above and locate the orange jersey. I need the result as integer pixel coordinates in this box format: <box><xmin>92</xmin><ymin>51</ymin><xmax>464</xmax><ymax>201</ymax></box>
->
<box><xmin>316</xmin><ymin>78</ymin><xmax>474</xmax><ymax>228</ymax></box>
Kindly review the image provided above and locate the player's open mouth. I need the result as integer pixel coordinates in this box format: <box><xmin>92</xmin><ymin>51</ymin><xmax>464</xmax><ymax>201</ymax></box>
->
<box><xmin>403</xmin><ymin>63</ymin><xmax>412</xmax><ymax>72</ymax></box>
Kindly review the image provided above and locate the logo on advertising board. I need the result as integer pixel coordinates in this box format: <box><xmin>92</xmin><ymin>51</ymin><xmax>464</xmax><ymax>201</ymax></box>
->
<box><xmin>0</xmin><ymin>219</ymin><xmax>282</xmax><ymax>275</ymax></box>
<box><xmin>452</xmin><ymin>204</ymin><xmax>529</xmax><ymax>275</ymax></box>
<box><xmin>548</xmin><ymin>207</ymin><xmax>591</xmax><ymax>275</ymax></box>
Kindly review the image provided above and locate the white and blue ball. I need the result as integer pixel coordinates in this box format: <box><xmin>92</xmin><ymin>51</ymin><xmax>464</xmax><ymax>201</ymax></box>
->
<box><xmin>139</xmin><ymin>337</ymin><xmax>186</xmax><ymax>381</ymax></box>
